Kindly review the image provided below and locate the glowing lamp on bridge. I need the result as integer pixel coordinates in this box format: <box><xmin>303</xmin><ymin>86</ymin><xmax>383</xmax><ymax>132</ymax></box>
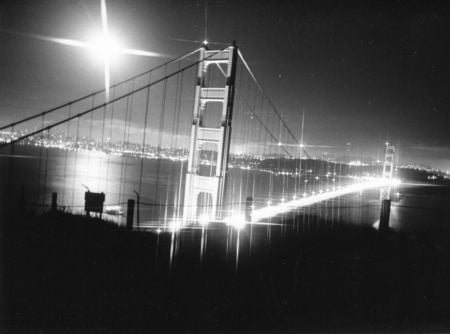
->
<box><xmin>168</xmin><ymin>220</ymin><xmax>183</xmax><ymax>233</ymax></box>
<box><xmin>225</xmin><ymin>213</ymin><xmax>247</xmax><ymax>230</ymax></box>
<box><xmin>391</xmin><ymin>178</ymin><xmax>401</xmax><ymax>187</ymax></box>
<box><xmin>198</xmin><ymin>214</ymin><xmax>210</xmax><ymax>226</ymax></box>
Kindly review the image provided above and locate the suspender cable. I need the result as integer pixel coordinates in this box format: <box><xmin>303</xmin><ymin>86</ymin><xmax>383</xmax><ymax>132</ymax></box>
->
<box><xmin>61</xmin><ymin>104</ymin><xmax>72</xmax><ymax>204</ymax></box>
<box><xmin>37</xmin><ymin>115</ymin><xmax>45</xmax><ymax>206</ymax></box>
<box><xmin>104</xmin><ymin>86</ymin><xmax>116</xmax><ymax>199</ymax></box>
<box><xmin>41</xmin><ymin>129</ymin><xmax>50</xmax><ymax>207</ymax></box>
<box><xmin>138</xmin><ymin>80</ymin><xmax>152</xmax><ymax>207</ymax></box>
<box><xmin>155</xmin><ymin>65</ymin><xmax>168</xmax><ymax>221</ymax></box>
<box><xmin>174</xmin><ymin>67</ymin><xmax>185</xmax><ymax>220</ymax></box>
<box><xmin>118</xmin><ymin>79</ymin><xmax>134</xmax><ymax>210</ymax></box>
<box><xmin>6</xmin><ymin>125</ymin><xmax>15</xmax><ymax>197</ymax></box>
<box><xmin>70</xmin><ymin>116</ymin><xmax>81</xmax><ymax>206</ymax></box>
<box><xmin>170</xmin><ymin>64</ymin><xmax>184</xmax><ymax>220</ymax></box>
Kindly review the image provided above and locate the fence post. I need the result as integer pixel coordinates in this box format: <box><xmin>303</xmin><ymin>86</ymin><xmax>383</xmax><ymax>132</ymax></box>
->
<box><xmin>51</xmin><ymin>192</ymin><xmax>57</xmax><ymax>213</ymax></box>
<box><xmin>133</xmin><ymin>191</ymin><xmax>140</xmax><ymax>229</ymax></box>
<box><xmin>379</xmin><ymin>199</ymin><xmax>391</xmax><ymax>233</ymax></box>
<box><xmin>127</xmin><ymin>199</ymin><xmax>135</xmax><ymax>230</ymax></box>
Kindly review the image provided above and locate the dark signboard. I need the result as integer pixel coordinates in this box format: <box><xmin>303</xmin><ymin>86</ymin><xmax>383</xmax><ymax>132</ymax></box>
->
<box><xmin>84</xmin><ymin>191</ymin><xmax>105</xmax><ymax>214</ymax></box>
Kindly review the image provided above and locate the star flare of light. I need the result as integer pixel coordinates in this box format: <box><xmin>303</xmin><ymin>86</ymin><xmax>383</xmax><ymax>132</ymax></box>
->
<box><xmin>26</xmin><ymin>0</ymin><xmax>168</xmax><ymax>101</ymax></box>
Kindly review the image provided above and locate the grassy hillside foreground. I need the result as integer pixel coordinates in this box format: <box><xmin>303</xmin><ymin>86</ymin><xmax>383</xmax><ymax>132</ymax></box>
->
<box><xmin>2</xmin><ymin>211</ymin><xmax>450</xmax><ymax>333</ymax></box>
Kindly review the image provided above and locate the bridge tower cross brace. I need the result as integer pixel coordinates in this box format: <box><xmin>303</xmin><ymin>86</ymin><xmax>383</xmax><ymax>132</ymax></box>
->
<box><xmin>183</xmin><ymin>45</ymin><xmax>238</xmax><ymax>222</ymax></box>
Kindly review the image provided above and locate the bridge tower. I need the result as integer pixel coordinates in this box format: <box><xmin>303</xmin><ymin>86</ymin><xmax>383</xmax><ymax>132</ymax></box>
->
<box><xmin>183</xmin><ymin>45</ymin><xmax>238</xmax><ymax>222</ymax></box>
<box><xmin>379</xmin><ymin>143</ymin><xmax>395</xmax><ymax>233</ymax></box>
<box><xmin>380</xmin><ymin>144</ymin><xmax>395</xmax><ymax>200</ymax></box>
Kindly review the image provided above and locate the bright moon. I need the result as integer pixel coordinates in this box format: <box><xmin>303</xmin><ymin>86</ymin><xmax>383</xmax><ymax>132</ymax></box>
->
<box><xmin>89</xmin><ymin>32</ymin><xmax>122</xmax><ymax>64</ymax></box>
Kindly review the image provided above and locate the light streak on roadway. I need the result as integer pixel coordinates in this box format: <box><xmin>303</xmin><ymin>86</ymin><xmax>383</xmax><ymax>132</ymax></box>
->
<box><xmin>250</xmin><ymin>177</ymin><xmax>400</xmax><ymax>222</ymax></box>
<box><xmin>162</xmin><ymin>177</ymin><xmax>401</xmax><ymax>233</ymax></box>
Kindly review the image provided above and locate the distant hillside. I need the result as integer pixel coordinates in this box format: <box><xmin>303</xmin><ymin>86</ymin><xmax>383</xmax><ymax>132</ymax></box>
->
<box><xmin>257</xmin><ymin>158</ymin><xmax>449</xmax><ymax>184</ymax></box>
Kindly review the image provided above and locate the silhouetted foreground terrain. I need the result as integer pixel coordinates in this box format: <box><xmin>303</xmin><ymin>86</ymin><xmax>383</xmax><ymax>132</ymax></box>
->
<box><xmin>2</xmin><ymin>211</ymin><xmax>450</xmax><ymax>333</ymax></box>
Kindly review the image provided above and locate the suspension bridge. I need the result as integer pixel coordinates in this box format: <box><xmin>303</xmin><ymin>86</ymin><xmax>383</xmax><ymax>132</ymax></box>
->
<box><xmin>0</xmin><ymin>44</ymin><xmax>398</xmax><ymax>232</ymax></box>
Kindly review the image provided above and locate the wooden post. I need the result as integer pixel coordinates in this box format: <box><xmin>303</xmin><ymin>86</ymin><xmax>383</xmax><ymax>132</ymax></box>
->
<box><xmin>136</xmin><ymin>194</ymin><xmax>140</xmax><ymax>229</ymax></box>
<box><xmin>379</xmin><ymin>199</ymin><xmax>391</xmax><ymax>233</ymax></box>
<box><xmin>245</xmin><ymin>197</ymin><xmax>253</xmax><ymax>222</ymax></box>
<box><xmin>51</xmin><ymin>192</ymin><xmax>57</xmax><ymax>212</ymax></box>
<box><xmin>127</xmin><ymin>199</ymin><xmax>135</xmax><ymax>230</ymax></box>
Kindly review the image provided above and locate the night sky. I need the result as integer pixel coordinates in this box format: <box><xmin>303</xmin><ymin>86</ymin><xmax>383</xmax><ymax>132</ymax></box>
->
<box><xmin>0</xmin><ymin>0</ymin><xmax>449</xmax><ymax>169</ymax></box>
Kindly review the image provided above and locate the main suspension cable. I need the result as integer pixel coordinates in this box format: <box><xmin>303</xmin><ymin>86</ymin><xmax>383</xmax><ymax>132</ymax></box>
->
<box><xmin>0</xmin><ymin>48</ymin><xmax>202</xmax><ymax>132</ymax></box>
<box><xmin>238</xmin><ymin>50</ymin><xmax>312</xmax><ymax>159</ymax></box>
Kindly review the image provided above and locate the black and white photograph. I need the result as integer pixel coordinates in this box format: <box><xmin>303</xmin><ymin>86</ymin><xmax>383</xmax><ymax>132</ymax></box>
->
<box><xmin>1</xmin><ymin>0</ymin><xmax>449</xmax><ymax>332</ymax></box>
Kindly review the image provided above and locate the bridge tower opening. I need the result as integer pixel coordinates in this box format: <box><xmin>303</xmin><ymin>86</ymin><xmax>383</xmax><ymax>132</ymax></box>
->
<box><xmin>183</xmin><ymin>45</ymin><xmax>238</xmax><ymax>222</ymax></box>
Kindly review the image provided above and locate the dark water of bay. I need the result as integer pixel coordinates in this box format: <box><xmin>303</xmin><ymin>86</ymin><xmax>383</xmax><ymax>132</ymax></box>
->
<box><xmin>1</xmin><ymin>145</ymin><xmax>449</xmax><ymax>233</ymax></box>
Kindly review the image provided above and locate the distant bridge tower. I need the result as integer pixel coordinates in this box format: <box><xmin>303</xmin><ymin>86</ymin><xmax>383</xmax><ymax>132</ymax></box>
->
<box><xmin>183</xmin><ymin>45</ymin><xmax>238</xmax><ymax>222</ymax></box>
<box><xmin>380</xmin><ymin>143</ymin><xmax>395</xmax><ymax>200</ymax></box>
